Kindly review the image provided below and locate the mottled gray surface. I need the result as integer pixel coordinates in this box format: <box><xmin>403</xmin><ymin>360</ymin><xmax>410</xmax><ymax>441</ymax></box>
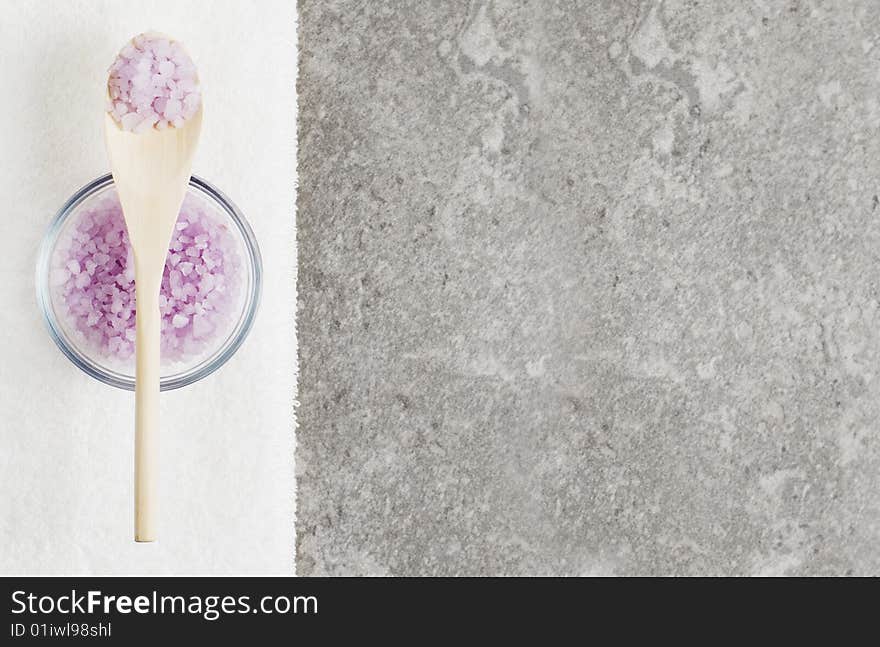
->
<box><xmin>297</xmin><ymin>0</ymin><xmax>880</xmax><ymax>575</ymax></box>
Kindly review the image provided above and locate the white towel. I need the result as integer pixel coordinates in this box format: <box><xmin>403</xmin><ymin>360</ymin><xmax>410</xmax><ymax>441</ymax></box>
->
<box><xmin>0</xmin><ymin>0</ymin><xmax>297</xmax><ymax>574</ymax></box>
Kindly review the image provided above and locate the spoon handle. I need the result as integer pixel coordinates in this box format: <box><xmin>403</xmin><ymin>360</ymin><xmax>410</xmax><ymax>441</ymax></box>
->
<box><xmin>134</xmin><ymin>272</ymin><xmax>161</xmax><ymax>542</ymax></box>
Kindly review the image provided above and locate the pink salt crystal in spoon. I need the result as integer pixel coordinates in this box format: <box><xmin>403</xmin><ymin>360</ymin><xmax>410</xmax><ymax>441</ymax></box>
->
<box><xmin>107</xmin><ymin>32</ymin><xmax>201</xmax><ymax>133</ymax></box>
<box><xmin>104</xmin><ymin>32</ymin><xmax>203</xmax><ymax>542</ymax></box>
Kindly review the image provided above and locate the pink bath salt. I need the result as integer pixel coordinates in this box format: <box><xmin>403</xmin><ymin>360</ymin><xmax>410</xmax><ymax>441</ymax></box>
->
<box><xmin>53</xmin><ymin>192</ymin><xmax>242</xmax><ymax>364</ymax></box>
<box><xmin>107</xmin><ymin>33</ymin><xmax>201</xmax><ymax>133</ymax></box>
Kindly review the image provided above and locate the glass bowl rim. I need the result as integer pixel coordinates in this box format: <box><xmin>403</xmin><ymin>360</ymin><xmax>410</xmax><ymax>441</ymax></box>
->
<box><xmin>35</xmin><ymin>173</ymin><xmax>262</xmax><ymax>391</ymax></box>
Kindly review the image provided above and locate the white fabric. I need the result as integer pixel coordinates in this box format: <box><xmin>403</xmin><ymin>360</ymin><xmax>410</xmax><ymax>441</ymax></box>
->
<box><xmin>0</xmin><ymin>0</ymin><xmax>297</xmax><ymax>574</ymax></box>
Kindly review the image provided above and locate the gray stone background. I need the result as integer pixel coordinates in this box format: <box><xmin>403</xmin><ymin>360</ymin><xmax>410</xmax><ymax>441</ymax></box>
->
<box><xmin>296</xmin><ymin>0</ymin><xmax>880</xmax><ymax>575</ymax></box>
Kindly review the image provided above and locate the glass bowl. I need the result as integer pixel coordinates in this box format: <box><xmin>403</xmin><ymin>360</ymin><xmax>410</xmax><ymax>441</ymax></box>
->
<box><xmin>36</xmin><ymin>174</ymin><xmax>261</xmax><ymax>390</ymax></box>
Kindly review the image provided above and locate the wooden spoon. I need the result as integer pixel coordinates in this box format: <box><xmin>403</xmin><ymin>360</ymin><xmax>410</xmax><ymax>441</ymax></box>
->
<box><xmin>104</xmin><ymin>46</ymin><xmax>202</xmax><ymax>542</ymax></box>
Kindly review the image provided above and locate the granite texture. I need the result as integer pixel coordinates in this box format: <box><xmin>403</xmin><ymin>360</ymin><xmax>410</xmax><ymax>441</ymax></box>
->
<box><xmin>297</xmin><ymin>0</ymin><xmax>880</xmax><ymax>575</ymax></box>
